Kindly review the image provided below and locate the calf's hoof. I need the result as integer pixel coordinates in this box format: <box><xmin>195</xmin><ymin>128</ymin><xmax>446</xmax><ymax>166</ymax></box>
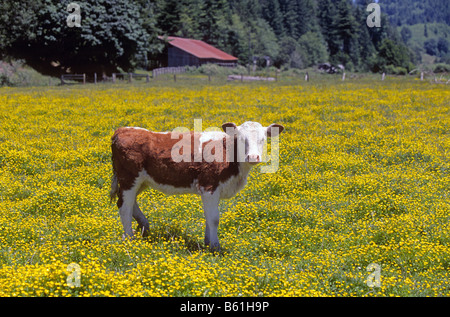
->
<box><xmin>137</xmin><ymin>225</ymin><xmax>150</xmax><ymax>238</ymax></box>
<box><xmin>208</xmin><ymin>242</ymin><xmax>221</xmax><ymax>253</ymax></box>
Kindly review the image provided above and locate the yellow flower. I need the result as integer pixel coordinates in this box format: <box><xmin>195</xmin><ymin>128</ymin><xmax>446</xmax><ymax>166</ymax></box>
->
<box><xmin>0</xmin><ymin>77</ymin><xmax>449</xmax><ymax>297</ymax></box>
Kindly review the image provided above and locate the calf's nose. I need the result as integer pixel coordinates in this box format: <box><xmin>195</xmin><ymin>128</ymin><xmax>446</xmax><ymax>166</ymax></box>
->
<box><xmin>247</xmin><ymin>154</ymin><xmax>261</xmax><ymax>164</ymax></box>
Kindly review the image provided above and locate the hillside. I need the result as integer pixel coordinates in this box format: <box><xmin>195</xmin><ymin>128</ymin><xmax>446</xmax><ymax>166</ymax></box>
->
<box><xmin>0</xmin><ymin>0</ymin><xmax>449</xmax><ymax>78</ymax></box>
<box><xmin>381</xmin><ymin>0</ymin><xmax>449</xmax><ymax>26</ymax></box>
<box><xmin>380</xmin><ymin>0</ymin><xmax>450</xmax><ymax>69</ymax></box>
<box><xmin>397</xmin><ymin>23</ymin><xmax>450</xmax><ymax>67</ymax></box>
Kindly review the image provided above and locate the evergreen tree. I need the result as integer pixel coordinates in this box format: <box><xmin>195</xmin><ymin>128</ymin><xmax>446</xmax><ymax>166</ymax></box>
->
<box><xmin>261</xmin><ymin>0</ymin><xmax>285</xmax><ymax>37</ymax></box>
<box><xmin>226</xmin><ymin>14</ymin><xmax>250</xmax><ymax>63</ymax></box>
<box><xmin>354</xmin><ymin>6</ymin><xmax>376</xmax><ymax>71</ymax></box>
<box><xmin>424</xmin><ymin>39</ymin><xmax>438</xmax><ymax>55</ymax></box>
<box><xmin>198</xmin><ymin>0</ymin><xmax>232</xmax><ymax>47</ymax></box>
<box><xmin>335</xmin><ymin>0</ymin><xmax>357</xmax><ymax>55</ymax></box>
<box><xmin>317</xmin><ymin>0</ymin><xmax>340</xmax><ymax>57</ymax></box>
<box><xmin>437</xmin><ymin>38</ymin><xmax>449</xmax><ymax>55</ymax></box>
<box><xmin>155</xmin><ymin>0</ymin><xmax>183</xmax><ymax>36</ymax></box>
<box><xmin>400</xmin><ymin>26</ymin><xmax>412</xmax><ymax>43</ymax></box>
<box><xmin>135</xmin><ymin>0</ymin><xmax>164</xmax><ymax>69</ymax></box>
<box><xmin>178</xmin><ymin>0</ymin><xmax>204</xmax><ymax>39</ymax></box>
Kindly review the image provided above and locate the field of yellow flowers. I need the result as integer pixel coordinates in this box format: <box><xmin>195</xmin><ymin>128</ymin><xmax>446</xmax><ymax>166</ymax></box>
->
<box><xmin>0</xmin><ymin>76</ymin><xmax>449</xmax><ymax>297</ymax></box>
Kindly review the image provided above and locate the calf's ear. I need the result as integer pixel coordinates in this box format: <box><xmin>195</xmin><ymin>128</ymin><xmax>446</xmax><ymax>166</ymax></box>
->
<box><xmin>222</xmin><ymin>122</ymin><xmax>238</xmax><ymax>134</ymax></box>
<box><xmin>266</xmin><ymin>124</ymin><xmax>284</xmax><ymax>137</ymax></box>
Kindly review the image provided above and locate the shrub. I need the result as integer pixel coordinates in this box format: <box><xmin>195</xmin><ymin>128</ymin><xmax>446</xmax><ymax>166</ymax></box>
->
<box><xmin>384</xmin><ymin>65</ymin><xmax>407</xmax><ymax>75</ymax></box>
<box><xmin>189</xmin><ymin>63</ymin><xmax>247</xmax><ymax>76</ymax></box>
<box><xmin>0</xmin><ymin>60</ymin><xmax>31</xmax><ymax>86</ymax></box>
<box><xmin>433</xmin><ymin>63</ymin><xmax>450</xmax><ymax>73</ymax></box>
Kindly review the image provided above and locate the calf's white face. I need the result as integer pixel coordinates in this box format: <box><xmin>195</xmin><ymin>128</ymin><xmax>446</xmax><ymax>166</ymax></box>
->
<box><xmin>222</xmin><ymin>121</ymin><xmax>284</xmax><ymax>164</ymax></box>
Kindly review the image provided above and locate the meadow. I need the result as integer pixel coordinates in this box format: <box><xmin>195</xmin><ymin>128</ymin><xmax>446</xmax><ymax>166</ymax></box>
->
<box><xmin>0</xmin><ymin>75</ymin><xmax>449</xmax><ymax>297</ymax></box>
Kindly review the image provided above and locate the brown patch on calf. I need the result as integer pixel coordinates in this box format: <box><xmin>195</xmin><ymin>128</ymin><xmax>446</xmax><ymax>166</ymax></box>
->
<box><xmin>111</xmin><ymin>128</ymin><xmax>239</xmax><ymax>208</ymax></box>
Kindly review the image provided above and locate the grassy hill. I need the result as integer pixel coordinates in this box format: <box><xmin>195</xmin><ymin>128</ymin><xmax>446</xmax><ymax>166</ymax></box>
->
<box><xmin>397</xmin><ymin>23</ymin><xmax>450</xmax><ymax>69</ymax></box>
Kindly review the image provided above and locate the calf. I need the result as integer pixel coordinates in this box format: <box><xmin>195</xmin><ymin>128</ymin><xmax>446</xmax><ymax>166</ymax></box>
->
<box><xmin>110</xmin><ymin>121</ymin><xmax>284</xmax><ymax>251</ymax></box>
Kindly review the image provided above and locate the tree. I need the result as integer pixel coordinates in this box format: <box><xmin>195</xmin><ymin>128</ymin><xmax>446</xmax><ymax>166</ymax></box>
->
<box><xmin>0</xmin><ymin>0</ymin><xmax>154</xmax><ymax>76</ymax></box>
<box><xmin>424</xmin><ymin>39</ymin><xmax>438</xmax><ymax>55</ymax></box>
<box><xmin>377</xmin><ymin>38</ymin><xmax>413</xmax><ymax>72</ymax></box>
<box><xmin>248</xmin><ymin>18</ymin><xmax>280</xmax><ymax>63</ymax></box>
<box><xmin>198</xmin><ymin>0</ymin><xmax>232</xmax><ymax>46</ymax></box>
<box><xmin>317</xmin><ymin>0</ymin><xmax>340</xmax><ymax>56</ymax></box>
<box><xmin>135</xmin><ymin>0</ymin><xmax>164</xmax><ymax>69</ymax></box>
<box><xmin>0</xmin><ymin>0</ymin><xmax>423</xmax><ymax>75</ymax></box>
<box><xmin>437</xmin><ymin>38</ymin><xmax>449</xmax><ymax>55</ymax></box>
<box><xmin>225</xmin><ymin>14</ymin><xmax>249</xmax><ymax>63</ymax></box>
<box><xmin>260</xmin><ymin>0</ymin><xmax>285</xmax><ymax>37</ymax></box>
<box><xmin>155</xmin><ymin>0</ymin><xmax>183</xmax><ymax>36</ymax></box>
<box><xmin>297</xmin><ymin>31</ymin><xmax>329</xmax><ymax>67</ymax></box>
<box><xmin>335</xmin><ymin>0</ymin><xmax>357</xmax><ymax>54</ymax></box>
<box><xmin>279</xmin><ymin>0</ymin><xmax>317</xmax><ymax>39</ymax></box>
<box><xmin>0</xmin><ymin>0</ymin><xmax>44</xmax><ymax>61</ymax></box>
<box><xmin>177</xmin><ymin>0</ymin><xmax>204</xmax><ymax>39</ymax></box>
<box><xmin>347</xmin><ymin>5</ymin><xmax>375</xmax><ymax>71</ymax></box>
<box><xmin>324</xmin><ymin>0</ymin><xmax>359</xmax><ymax>67</ymax></box>
<box><xmin>400</xmin><ymin>26</ymin><xmax>412</xmax><ymax>43</ymax></box>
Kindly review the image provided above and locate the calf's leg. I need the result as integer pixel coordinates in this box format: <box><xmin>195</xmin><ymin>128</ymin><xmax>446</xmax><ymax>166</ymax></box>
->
<box><xmin>201</xmin><ymin>191</ymin><xmax>221</xmax><ymax>251</ymax></box>
<box><xmin>133</xmin><ymin>202</ymin><xmax>150</xmax><ymax>237</ymax></box>
<box><xmin>118</xmin><ymin>188</ymin><xmax>137</xmax><ymax>239</ymax></box>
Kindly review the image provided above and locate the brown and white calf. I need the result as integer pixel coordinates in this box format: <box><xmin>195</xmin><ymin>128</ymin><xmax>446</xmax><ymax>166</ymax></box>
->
<box><xmin>110</xmin><ymin>121</ymin><xmax>284</xmax><ymax>250</ymax></box>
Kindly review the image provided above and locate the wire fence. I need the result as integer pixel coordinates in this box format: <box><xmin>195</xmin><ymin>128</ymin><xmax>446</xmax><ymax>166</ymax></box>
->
<box><xmin>3</xmin><ymin>64</ymin><xmax>448</xmax><ymax>87</ymax></box>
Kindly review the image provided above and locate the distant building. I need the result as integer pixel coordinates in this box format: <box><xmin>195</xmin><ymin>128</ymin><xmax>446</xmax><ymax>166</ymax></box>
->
<box><xmin>157</xmin><ymin>36</ymin><xmax>238</xmax><ymax>68</ymax></box>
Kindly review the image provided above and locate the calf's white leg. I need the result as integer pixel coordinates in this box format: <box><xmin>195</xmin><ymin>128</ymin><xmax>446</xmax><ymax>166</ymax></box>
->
<box><xmin>119</xmin><ymin>188</ymin><xmax>137</xmax><ymax>238</ymax></box>
<box><xmin>201</xmin><ymin>191</ymin><xmax>221</xmax><ymax>251</ymax></box>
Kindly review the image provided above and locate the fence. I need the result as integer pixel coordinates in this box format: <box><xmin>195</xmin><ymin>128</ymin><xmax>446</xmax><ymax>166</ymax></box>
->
<box><xmin>112</xmin><ymin>73</ymin><xmax>150</xmax><ymax>83</ymax></box>
<box><xmin>60</xmin><ymin>74</ymin><xmax>86</xmax><ymax>85</ymax></box>
<box><xmin>54</xmin><ymin>69</ymin><xmax>449</xmax><ymax>86</ymax></box>
<box><xmin>152</xmin><ymin>66</ymin><xmax>187</xmax><ymax>78</ymax></box>
<box><xmin>227</xmin><ymin>74</ymin><xmax>276</xmax><ymax>82</ymax></box>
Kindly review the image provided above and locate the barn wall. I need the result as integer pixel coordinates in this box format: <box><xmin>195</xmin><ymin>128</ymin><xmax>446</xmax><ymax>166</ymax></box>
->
<box><xmin>168</xmin><ymin>47</ymin><xmax>200</xmax><ymax>67</ymax></box>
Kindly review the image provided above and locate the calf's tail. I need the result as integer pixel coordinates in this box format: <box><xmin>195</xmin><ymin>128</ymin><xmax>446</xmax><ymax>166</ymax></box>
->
<box><xmin>110</xmin><ymin>172</ymin><xmax>119</xmax><ymax>204</ymax></box>
<box><xmin>110</xmin><ymin>131</ymin><xmax>120</xmax><ymax>204</ymax></box>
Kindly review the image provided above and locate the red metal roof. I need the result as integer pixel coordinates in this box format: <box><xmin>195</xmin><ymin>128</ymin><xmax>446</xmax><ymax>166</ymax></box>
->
<box><xmin>159</xmin><ymin>36</ymin><xmax>238</xmax><ymax>61</ymax></box>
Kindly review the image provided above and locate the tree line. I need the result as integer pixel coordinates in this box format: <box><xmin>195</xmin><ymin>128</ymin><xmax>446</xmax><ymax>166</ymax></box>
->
<box><xmin>382</xmin><ymin>0</ymin><xmax>449</xmax><ymax>26</ymax></box>
<box><xmin>0</xmin><ymin>0</ymin><xmax>419</xmax><ymax>76</ymax></box>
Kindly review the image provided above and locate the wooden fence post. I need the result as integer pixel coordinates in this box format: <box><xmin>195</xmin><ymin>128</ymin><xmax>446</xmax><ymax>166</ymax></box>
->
<box><xmin>94</xmin><ymin>73</ymin><xmax>97</xmax><ymax>84</ymax></box>
<box><xmin>146</xmin><ymin>74</ymin><xmax>150</xmax><ymax>82</ymax></box>
<box><xmin>83</xmin><ymin>73</ymin><xmax>86</xmax><ymax>84</ymax></box>
<box><xmin>61</xmin><ymin>75</ymin><xmax>64</xmax><ymax>85</ymax></box>
<box><xmin>112</xmin><ymin>73</ymin><xmax>116</xmax><ymax>83</ymax></box>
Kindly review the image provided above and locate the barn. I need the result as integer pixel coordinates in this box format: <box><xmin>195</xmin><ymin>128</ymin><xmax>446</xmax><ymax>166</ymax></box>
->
<box><xmin>157</xmin><ymin>36</ymin><xmax>238</xmax><ymax>68</ymax></box>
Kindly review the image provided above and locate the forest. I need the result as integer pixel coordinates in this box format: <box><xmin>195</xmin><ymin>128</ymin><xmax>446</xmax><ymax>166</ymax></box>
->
<box><xmin>0</xmin><ymin>0</ymin><xmax>448</xmax><ymax>76</ymax></box>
